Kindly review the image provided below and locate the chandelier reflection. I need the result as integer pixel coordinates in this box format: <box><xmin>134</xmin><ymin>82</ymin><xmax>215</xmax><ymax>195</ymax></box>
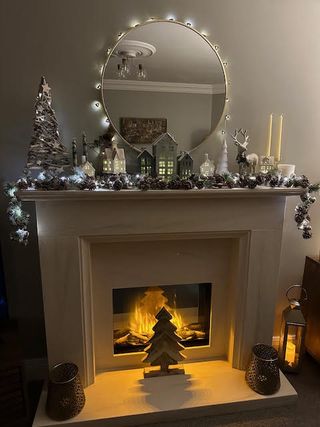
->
<box><xmin>114</xmin><ymin>39</ymin><xmax>155</xmax><ymax>81</ymax></box>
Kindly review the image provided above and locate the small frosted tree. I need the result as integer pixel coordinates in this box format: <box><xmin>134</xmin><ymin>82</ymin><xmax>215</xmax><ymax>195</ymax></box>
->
<box><xmin>142</xmin><ymin>306</ymin><xmax>185</xmax><ymax>377</ymax></box>
<box><xmin>216</xmin><ymin>140</ymin><xmax>229</xmax><ymax>174</ymax></box>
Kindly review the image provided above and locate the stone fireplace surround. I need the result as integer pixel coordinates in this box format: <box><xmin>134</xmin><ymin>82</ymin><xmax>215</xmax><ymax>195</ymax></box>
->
<box><xmin>21</xmin><ymin>188</ymin><xmax>301</xmax><ymax>426</ymax></box>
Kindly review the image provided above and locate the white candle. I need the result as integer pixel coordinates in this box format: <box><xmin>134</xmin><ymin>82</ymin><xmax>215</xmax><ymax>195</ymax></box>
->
<box><xmin>266</xmin><ymin>113</ymin><xmax>273</xmax><ymax>157</ymax></box>
<box><xmin>285</xmin><ymin>340</ymin><xmax>296</xmax><ymax>367</ymax></box>
<box><xmin>277</xmin><ymin>114</ymin><xmax>283</xmax><ymax>162</ymax></box>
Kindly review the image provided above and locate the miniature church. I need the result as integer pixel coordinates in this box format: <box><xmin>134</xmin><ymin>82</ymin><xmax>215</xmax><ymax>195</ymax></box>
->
<box><xmin>103</xmin><ymin>140</ymin><xmax>126</xmax><ymax>174</ymax></box>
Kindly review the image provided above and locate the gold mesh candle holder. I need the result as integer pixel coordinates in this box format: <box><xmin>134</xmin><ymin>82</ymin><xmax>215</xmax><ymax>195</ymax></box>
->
<box><xmin>245</xmin><ymin>344</ymin><xmax>280</xmax><ymax>395</ymax></box>
<box><xmin>46</xmin><ymin>362</ymin><xmax>85</xmax><ymax>421</ymax></box>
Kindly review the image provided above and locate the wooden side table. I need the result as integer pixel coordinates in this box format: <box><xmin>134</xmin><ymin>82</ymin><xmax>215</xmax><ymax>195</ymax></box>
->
<box><xmin>302</xmin><ymin>256</ymin><xmax>320</xmax><ymax>363</ymax></box>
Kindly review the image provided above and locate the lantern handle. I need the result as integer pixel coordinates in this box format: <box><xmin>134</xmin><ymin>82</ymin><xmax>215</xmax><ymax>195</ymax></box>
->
<box><xmin>286</xmin><ymin>285</ymin><xmax>308</xmax><ymax>306</ymax></box>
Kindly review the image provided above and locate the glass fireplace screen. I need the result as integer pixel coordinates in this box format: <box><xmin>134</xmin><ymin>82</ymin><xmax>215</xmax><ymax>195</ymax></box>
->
<box><xmin>113</xmin><ymin>283</ymin><xmax>212</xmax><ymax>355</ymax></box>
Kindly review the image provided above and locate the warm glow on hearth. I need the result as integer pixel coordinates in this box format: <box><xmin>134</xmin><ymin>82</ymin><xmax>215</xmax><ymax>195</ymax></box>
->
<box><xmin>129</xmin><ymin>287</ymin><xmax>184</xmax><ymax>337</ymax></box>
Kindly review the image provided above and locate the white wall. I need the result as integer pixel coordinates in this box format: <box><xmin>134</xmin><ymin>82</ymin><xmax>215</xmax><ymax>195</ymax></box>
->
<box><xmin>1</xmin><ymin>0</ymin><xmax>320</xmax><ymax>356</ymax></box>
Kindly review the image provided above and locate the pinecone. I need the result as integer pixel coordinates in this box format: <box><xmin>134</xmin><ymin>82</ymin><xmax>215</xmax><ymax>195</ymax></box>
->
<box><xmin>214</xmin><ymin>174</ymin><xmax>225</xmax><ymax>184</ymax></box>
<box><xmin>255</xmin><ymin>174</ymin><xmax>265</xmax><ymax>186</ymax></box>
<box><xmin>303</xmin><ymin>229</ymin><xmax>312</xmax><ymax>239</ymax></box>
<box><xmin>78</xmin><ymin>177</ymin><xmax>96</xmax><ymax>190</ymax></box>
<box><xmin>294</xmin><ymin>213</ymin><xmax>305</xmax><ymax>224</ymax></box>
<box><xmin>112</xmin><ymin>179</ymin><xmax>123</xmax><ymax>191</ymax></box>
<box><xmin>239</xmin><ymin>176</ymin><xmax>248</xmax><ymax>188</ymax></box>
<box><xmin>196</xmin><ymin>180</ymin><xmax>205</xmax><ymax>189</ymax></box>
<box><xmin>180</xmin><ymin>179</ymin><xmax>193</xmax><ymax>190</ymax></box>
<box><xmin>16</xmin><ymin>178</ymin><xmax>29</xmax><ymax>190</ymax></box>
<box><xmin>300</xmin><ymin>192</ymin><xmax>310</xmax><ymax>203</ymax></box>
<box><xmin>226</xmin><ymin>178</ymin><xmax>235</xmax><ymax>189</ymax></box>
<box><xmin>295</xmin><ymin>204</ymin><xmax>308</xmax><ymax>215</ymax></box>
<box><xmin>247</xmin><ymin>177</ymin><xmax>257</xmax><ymax>189</ymax></box>
<box><xmin>269</xmin><ymin>175</ymin><xmax>279</xmax><ymax>187</ymax></box>
<box><xmin>138</xmin><ymin>179</ymin><xmax>151</xmax><ymax>191</ymax></box>
<box><xmin>284</xmin><ymin>178</ymin><xmax>293</xmax><ymax>188</ymax></box>
<box><xmin>156</xmin><ymin>179</ymin><xmax>167</xmax><ymax>190</ymax></box>
<box><xmin>168</xmin><ymin>178</ymin><xmax>181</xmax><ymax>190</ymax></box>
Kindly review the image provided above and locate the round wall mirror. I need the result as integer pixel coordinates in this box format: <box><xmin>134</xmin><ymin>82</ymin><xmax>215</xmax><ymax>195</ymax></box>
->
<box><xmin>102</xmin><ymin>20</ymin><xmax>227</xmax><ymax>153</ymax></box>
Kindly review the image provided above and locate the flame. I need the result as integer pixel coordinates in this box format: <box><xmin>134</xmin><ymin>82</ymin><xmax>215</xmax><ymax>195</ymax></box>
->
<box><xmin>129</xmin><ymin>287</ymin><xmax>184</xmax><ymax>337</ymax></box>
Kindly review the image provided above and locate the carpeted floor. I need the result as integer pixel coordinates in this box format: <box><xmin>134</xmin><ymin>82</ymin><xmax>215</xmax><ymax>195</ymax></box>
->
<box><xmin>28</xmin><ymin>354</ymin><xmax>320</xmax><ymax>427</ymax></box>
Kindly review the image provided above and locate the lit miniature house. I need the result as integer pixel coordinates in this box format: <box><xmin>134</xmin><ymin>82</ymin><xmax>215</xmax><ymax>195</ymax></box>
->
<box><xmin>103</xmin><ymin>140</ymin><xmax>126</xmax><ymax>174</ymax></box>
<box><xmin>138</xmin><ymin>149</ymin><xmax>155</xmax><ymax>176</ymax></box>
<box><xmin>177</xmin><ymin>151</ymin><xmax>193</xmax><ymax>179</ymax></box>
<box><xmin>81</xmin><ymin>159</ymin><xmax>96</xmax><ymax>177</ymax></box>
<box><xmin>152</xmin><ymin>133</ymin><xmax>177</xmax><ymax>180</ymax></box>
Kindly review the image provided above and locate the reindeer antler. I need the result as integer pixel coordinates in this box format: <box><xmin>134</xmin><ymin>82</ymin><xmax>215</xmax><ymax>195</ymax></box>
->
<box><xmin>230</xmin><ymin>128</ymin><xmax>249</xmax><ymax>149</ymax></box>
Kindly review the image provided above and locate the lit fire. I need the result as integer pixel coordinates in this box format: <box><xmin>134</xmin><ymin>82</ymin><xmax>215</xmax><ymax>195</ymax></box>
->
<box><xmin>129</xmin><ymin>287</ymin><xmax>184</xmax><ymax>337</ymax></box>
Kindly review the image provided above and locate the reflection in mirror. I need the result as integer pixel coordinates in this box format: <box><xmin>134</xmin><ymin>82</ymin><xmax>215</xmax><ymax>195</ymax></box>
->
<box><xmin>102</xmin><ymin>21</ymin><xmax>226</xmax><ymax>154</ymax></box>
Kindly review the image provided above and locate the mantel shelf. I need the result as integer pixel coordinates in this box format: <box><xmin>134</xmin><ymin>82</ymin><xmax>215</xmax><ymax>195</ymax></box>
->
<box><xmin>19</xmin><ymin>186</ymin><xmax>303</xmax><ymax>202</ymax></box>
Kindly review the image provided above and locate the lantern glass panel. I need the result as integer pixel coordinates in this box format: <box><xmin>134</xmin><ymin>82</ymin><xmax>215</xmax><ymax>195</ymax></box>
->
<box><xmin>284</xmin><ymin>324</ymin><xmax>304</xmax><ymax>370</ymax></box>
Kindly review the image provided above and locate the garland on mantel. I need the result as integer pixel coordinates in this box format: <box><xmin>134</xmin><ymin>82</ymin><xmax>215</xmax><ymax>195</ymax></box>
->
<box><xmin>3</xmin><ymin>168</ymin><xmax>320</xmax><ymax>245</ymax></box>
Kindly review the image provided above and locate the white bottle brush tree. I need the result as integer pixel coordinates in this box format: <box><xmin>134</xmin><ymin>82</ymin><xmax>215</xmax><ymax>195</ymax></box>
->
<box><xmin>216</xmin><ymin>139</ymin><xmax>229</xmax><ymax>175</ymax></box>
<box><xmin>142</xmin><ymin>306</ymin><xmax>186</xmax><ymax>378</ymax></box>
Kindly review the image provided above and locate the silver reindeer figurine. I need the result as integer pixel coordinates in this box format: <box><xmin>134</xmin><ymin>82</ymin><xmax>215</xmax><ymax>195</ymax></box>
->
<box><xmin>231</xmin><ymin>129</ymin><xmax>259</xmax><ymax>174</ymax></box>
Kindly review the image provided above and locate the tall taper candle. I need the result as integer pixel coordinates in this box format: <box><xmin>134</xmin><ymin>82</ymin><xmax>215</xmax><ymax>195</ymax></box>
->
<box><xmin>266</xmin><ymin>113</ymin><xmax>273</xmax><ymax>157</ymax></box>
<box><xmin>277</xmin><ymin>114</ymin><xmax>283</xmax><ymax>162</ymax></box>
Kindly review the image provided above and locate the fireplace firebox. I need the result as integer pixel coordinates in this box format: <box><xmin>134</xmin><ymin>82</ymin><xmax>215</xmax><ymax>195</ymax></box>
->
<box><xmin>113</xmin><ymin>283</ymin><xmax>212</xmax><ymax>355</ymax></box>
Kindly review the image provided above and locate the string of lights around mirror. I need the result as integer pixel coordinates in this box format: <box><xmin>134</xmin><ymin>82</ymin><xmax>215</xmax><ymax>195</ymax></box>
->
<box><xmin>92</xmin><ymin>17</ymin><xmax>231</xmax><ymax>154</ymax></box>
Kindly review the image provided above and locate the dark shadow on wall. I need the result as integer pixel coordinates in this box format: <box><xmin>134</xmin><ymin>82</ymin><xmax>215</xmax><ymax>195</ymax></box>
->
<box><xmin>0</xmin><ymin>191</ymin><xmax>47</xmax><ymax>360</ymax></box>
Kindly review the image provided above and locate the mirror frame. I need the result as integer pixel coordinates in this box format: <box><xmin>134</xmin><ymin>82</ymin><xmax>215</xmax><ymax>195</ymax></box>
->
<box><xmin>100</xmin><ymin>19</ymin><xmax>229</xmax><ymax>154</ymax></box>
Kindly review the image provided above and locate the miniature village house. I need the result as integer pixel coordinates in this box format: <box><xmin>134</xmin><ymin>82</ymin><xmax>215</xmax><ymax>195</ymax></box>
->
<box><xmin>103</xmin><ymin>140</ymin><xmax>126</xmax><ymax>174</ymax></box>
<box><xmin>152</xmin><ymin>132</ymin><xmax>177</xmax><ymax>180</ymax></box>
<box><xmin>177</xmin><ymin>151</ymin><xmax>193</xmax><ymax>179</ymax></box>
<box><xmin>138</xmin><ymin>149</ymin><xmax>155</xmax><ymax>176</ymax></box>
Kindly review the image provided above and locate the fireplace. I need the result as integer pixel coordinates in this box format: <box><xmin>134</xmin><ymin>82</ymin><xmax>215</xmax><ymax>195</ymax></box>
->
<box><xmin>92</xmin><ymin>237</ymin><xmax>234</xmax><ymax>372</ymax></box>
<box><xmin>113</xmin><ymin>283</ymin><xmax>212</xmax><ymax>355</ymax></box>
<box><xmin>22</xmin><ymin>189</ymin><xmax>300</xmax><ymax>425</ymax></box>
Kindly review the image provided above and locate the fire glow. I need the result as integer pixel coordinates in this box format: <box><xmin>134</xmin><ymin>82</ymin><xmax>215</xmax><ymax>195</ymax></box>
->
<box><xmin>113</xmin><ymin>285</ymin><xmax>209</xmax><ymax>354</ymax></box>
<box><xmin>129</xmin><ymin>287</ymin><xmax>184</xmax><ymax>337</ymax></box>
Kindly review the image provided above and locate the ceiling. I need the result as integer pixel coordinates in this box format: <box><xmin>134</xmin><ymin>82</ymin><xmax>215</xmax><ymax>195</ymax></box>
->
<box><xmin>104</xmin><ymin>21</ymin><xmax>225</xmax><ymax>86</ymax></box>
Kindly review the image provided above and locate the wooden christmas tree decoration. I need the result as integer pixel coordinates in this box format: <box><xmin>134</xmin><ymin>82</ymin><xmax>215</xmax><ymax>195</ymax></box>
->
<box><xmin>27</xmin><ymin>76</ymin><xmax>70</xmax><ymax>170</ymax></box>
<box><xmin>142</xmin><ymin>306</ymin><xmax>186</xmax><ymax>378</ymax></box>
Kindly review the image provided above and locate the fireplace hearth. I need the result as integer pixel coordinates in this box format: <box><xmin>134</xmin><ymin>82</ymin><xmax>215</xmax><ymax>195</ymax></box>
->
<box><xmin>113</xmin><ymin>283</ymin><xmax>212</xmax><ymax>354</ymax></box>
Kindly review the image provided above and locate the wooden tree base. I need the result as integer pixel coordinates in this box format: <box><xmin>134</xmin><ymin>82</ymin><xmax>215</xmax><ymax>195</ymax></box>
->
<box><xmin>144</xmin><ymin>365</ymin><xmax>185</xmax><ymax>378</ymax></box>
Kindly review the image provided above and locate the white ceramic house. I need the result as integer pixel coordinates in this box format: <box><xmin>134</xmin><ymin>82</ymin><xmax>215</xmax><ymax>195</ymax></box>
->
<box><xmin>103</xmin><ymin>140</ymin><xmax>126</xmax><ymax>174</ymax></box>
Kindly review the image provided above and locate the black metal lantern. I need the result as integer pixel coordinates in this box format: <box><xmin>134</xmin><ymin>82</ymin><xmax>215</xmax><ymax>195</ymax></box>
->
<box><xmin>279</xmin><ymin>285</ymin><xmax>307</xmax><ymax>373</ymax></box>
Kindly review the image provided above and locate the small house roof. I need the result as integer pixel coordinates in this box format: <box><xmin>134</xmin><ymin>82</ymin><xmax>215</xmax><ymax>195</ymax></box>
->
<box><xmin>152</xmin><ymin>132</ymin><xmax>177</xmax><ymax>147</ymax></box>
<box><xmin>178</xmin><ymin>151</ymin><xmax>192</xmax><ymax>162</ymax></box>
<box><xmin>137</xmin><ymin>149</ymin><xmax>154</xmax><ymax>159</ymax></box>
<box><xmin>105</xmin><ymin>147</ymin><xmax>125</xmax><ymax>161</ymax></box>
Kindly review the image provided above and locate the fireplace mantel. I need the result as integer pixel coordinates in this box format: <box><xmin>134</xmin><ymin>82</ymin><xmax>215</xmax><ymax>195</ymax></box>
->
<box><xmin>20</xmin><ymin>186</ymin><xmax>302</xmax><ymax>201</ymax></box>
